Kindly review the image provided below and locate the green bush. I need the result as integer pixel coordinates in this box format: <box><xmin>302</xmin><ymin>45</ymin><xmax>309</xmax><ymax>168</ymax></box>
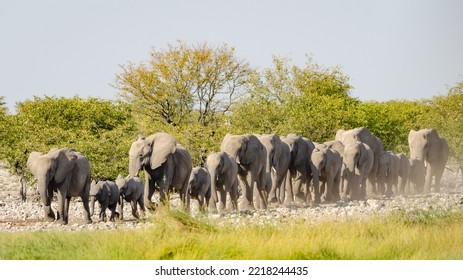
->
<box><xmin>1</xmin><ymin>96</ymin><xmax>137</xmax><ymax>181</ymax></box>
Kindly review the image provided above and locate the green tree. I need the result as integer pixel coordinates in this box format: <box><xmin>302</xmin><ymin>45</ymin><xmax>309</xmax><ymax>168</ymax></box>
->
<box><xmin>114</xmin><ymin>41</ymin><xmax>252</xmax><ymax>127</ymax></box>
<box><xmin>232</xmin><ymin>56</ymin><xmax>359</xmax><ymax>141</ymax></box>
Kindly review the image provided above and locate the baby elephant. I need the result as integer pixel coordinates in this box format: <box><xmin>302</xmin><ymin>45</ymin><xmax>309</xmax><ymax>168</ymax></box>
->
<box><xmin>89</xmin><ymin>180</ymin><xmax>120</xmax><ymax>222</ymax></box>
<box><xmin>188</xmin><ymin>167</ymin><xmax>211</xmax><ymax>212</ymax></box>
<box><xmin>115</xmin><ymin>175</ymin><xmax>146</xmax><ymax>220</ymax></box>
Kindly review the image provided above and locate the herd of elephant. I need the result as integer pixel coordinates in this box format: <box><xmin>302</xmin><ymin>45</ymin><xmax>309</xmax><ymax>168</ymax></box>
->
<box><xmin>25</xmin><ymin>127</ymin><xmax>449</xmax><ymax>225</ymax></box>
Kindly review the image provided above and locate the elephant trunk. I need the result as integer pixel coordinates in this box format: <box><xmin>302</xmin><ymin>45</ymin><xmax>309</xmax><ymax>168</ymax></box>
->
<box><xmin>37</xmin><ymin>176</ymin><xmax>50</xmax><ymax>207</ymax></box>
<box><xmin>209</xmin><ymin>168</ymin><xmax>219</xmax><ymax>206</ymax></box>
<box><xmin>128</xmin><ymin>157</ymin><xmax>141</xmax><ymax>177</ymax></box>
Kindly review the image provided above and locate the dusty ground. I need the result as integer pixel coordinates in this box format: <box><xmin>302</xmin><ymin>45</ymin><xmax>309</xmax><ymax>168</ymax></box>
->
<box><xmin>1</xmin><ymin>162</ymin><xmax>462</xmax><ymax>232</ymax></box>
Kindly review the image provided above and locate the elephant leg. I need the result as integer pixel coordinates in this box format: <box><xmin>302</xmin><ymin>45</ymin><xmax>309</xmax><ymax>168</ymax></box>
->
<box><xmin>56</xmin><ymin>190</ymin><xmax>67</xmax><ymax>225</ymax></box>
<box><xmin>434</xmin><ymin>165</ymin><xmax>445</xmax><ymax>193</ymax></box>
<box><xmin>43</xmin><ymin>184</ymin><xmax>55</xmax><ymax>222</ymax></box>
<box><xmin>230</xmin><ymin>185</ymin><xmax>239</xmax><ymax>211</ymax></box>
<box><xmin>118</xmin><ymin>197</ymin><xmax>124</xmax><ymax>220</ymax></box>
<box><xmin>311</xmin><ymin>173</ymin><xmax>320</xmax><ymax>204</ymax></box>
<box><xmin>239</xmin><ymin>173</ymin><xmax>253</xmax><ymax>210</ymax></box>
<box><xmin>269</xmin><ymin>173</ymin><xmax>278</xmax><ymax>203</ymax></box>
<box><xmin>144</xmin><ymin>172</ymin><xmax>156</xmax><ymax>210</ymax></box>
<box><xmin>138</xmin><ymin>197</ymin><xmax>146</xmax><ymax>218</ymax></box>
<box><xmin>130</xmin><ymin>200</ymin><xmax>139</xmax><ymax>219</ymax></box>
<box><xmin>366</xmin><ymin>173</ymin><xmax>377</xmax><ymax>197</ymax></box>
<box><xmin>99</xmin><ymin>203</ymin><xmax>107</xmax><ymax>222</ymax></box>
<box><xmin>198</xmin><ymin>195</ymin><xmax>205</xmax><ymax>213</ymax></box>
<box><xmin>205</xmin><ymin>195</ymin><xmax>211</xmax><ymax>212</ymax></box>
<box><xmin>276</xmin><ymin>172</ymin><xmax>287</xmax><ymax>204</ymax></box>
<box><xmin>219</xmin><ymin>190</ymin><xmax>227</xmax><ymax>212</ymax></box>
<box><xmin>293</xmin><ymin>176</ymin><xmax>304</xmax><ymax>201</ymax></box>
<box><xmin>333</xmin><ymin>174</ymin><xmax>341</xmax><ymax>201</ymax></box>
<box><xmin>109</xmin><ymin>205</ymin><xmax>116</xmax><ymax>222</ymax></box>
<box><xmin>385</xmin><ymin>179</ymin><xmax>394</xmax><ymax>197</ymax></box>
<box><xmin>424</xmin><ymin>163</ymin><xmax>433</xmax><ymax>193</ymax></box>
<box><xmin>284</xmin><ymin>173</ymin><xmax>295</xmax><ymax>202</ymax></box>
<box><xmin>325</xmin><ymin>177</ymin><xmax>333</xmax><ymax>203</ymax></box>
<box><xmin>81</xmin><ymin>193</ymin><xmax>92</xmax><ymax>224</ymax></box>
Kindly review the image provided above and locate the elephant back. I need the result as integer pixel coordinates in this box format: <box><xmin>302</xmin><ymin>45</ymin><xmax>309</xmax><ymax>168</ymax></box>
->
<box><xmin>173</xmin><ymin>144</ymin><xmax>193</xmax><ymax>170</ymax></box>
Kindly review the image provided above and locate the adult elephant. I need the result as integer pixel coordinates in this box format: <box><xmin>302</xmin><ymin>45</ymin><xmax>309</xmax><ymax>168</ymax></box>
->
<box><xmin>258</xmin><ymin>134</ymin><xmax>290</xmax><ymax>204</ymax></box>
<box><xmin>220</xmin><ymin>134</ymin><xmax>267</xmax><ymax>210</ymax></box>
<box><xmin>342</xmin><ymin>142</ymin><xmax>374</xmax><ymax>200</ymax></box>
<box><xmin>377</xmin><ymin>151</ymin><xmax>400</xmax><ymax>197</ymax></box>
<box><xmin>206</xmin><ymin>151</ymin><xmax>239</xmax><ymax>213</ymax></box>
<box><xmin>129</xmin><ymin>133</ymin><xmax>192</xmax><ymax>211</ymax></box>
<box><xmin>311</xmin><ymin>146</ymin><xmax>342</xmax><ymax>203</ymax></box>
<box><xmin>336</xmin><ymin>127</ymin><xmax>384</xmax><ymax>197</ymax></box>
<box><xmin>281</xmin><ymin>134</ymin><xmax>315</xmax><ymax>203</ymax></box>
<box><xmin>26</xmin><ymin>148</ymin><xmax>92</xmax><ymax>225</ymax></box>
<box><xmin>408</xmin><ymin>129</ymin><xmax>449</xmax><ymax>193</ymax></box>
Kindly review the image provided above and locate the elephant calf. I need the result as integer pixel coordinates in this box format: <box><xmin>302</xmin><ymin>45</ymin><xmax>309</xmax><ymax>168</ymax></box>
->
<box><xmin>115</xmin><ymin>175</ymin><xmax>146</xmax><ymax>220</ymax></box>
<box><xmin>188</xmin><ymin>167</ymin><xmax>211</xmax><ymax>212</ymax></box>
<box><xmin>206</xmin><ymin>151</ymin><xmax>239</xmax><ymax>213</ymax></box>
<box><xmin>89</xmin><ymin>180</ymin><xmax>120</xmax><ymax>222</ymax></box>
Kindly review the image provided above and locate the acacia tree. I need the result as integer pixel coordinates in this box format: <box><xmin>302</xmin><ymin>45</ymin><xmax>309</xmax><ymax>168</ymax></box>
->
<box><xmin>114</xmin><ymin>41</ymin><xmax>252</xmax><ymax>128</ymax></box>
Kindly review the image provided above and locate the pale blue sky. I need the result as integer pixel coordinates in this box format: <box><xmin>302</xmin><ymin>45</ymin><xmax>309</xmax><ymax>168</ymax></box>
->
<box><xmin>1</xmin><ymin>0</ymin><xmax>462</xmax><ymax>113</ymax></box>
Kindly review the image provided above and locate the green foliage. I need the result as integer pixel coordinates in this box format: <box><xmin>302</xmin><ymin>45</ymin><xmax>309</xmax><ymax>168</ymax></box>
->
<box><xmin>1</xmin><ymin>96</ymin><xmax>137</xmax><ymax>181</ymax></box>
<box><xmin>358</xmin><ymin>100</ymin><xmax>429</xmax><ymax>152</ymax></box>
<box><xmin>419</xmin><ymin>81</ymin><xmax>463</xmax><ymax>165</ymax></box>
<box><xmin>231</xmin><ymin>56</ymin><xmax>360</xmax><ymax>142</ymax></box>
<box><xmin>114</xmin><ymin>41</ymin><xmax>253</xmax><ymax>127</ymax></box>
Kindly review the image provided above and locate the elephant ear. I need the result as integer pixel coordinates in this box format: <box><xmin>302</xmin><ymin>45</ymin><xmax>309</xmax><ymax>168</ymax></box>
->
<box><xmin>148</xmin><ymin>133</ymin><xmax>177</xmax><ymax>170</ymax></box>
<box><xmin>51</xmin><ymin>148</ymin><xmax>77</xmax><ymax>184</ymax></box>
<box><xmin>26</xmin><ymin>151</ymin><xmax>43</xmax><ymax>177</ymax></box>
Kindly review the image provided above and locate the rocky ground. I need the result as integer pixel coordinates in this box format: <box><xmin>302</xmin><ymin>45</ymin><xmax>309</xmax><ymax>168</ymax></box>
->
<box><xmin>1</xmin><ymin>162</ymin><xmax>463</xmax><ymax>232</ymax></box>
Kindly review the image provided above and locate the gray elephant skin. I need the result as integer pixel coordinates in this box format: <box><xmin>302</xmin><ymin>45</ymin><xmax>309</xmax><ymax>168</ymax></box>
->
<box><xmin>311</xmin><ymin>146</ymin><xmax>342</xmax><ymax>203</ymax></box>
<box><xmin>206</xmin><ymin>151</ymin><xmax>239</xmax><ymax>213</ymax></box>
<box><xmin>258</xmin><ymin>134</ymin><xmax>290</xmax><ymax>204</ymax></box>
<box><xmin>336</xmin><ymin>127</ymin><xmax>384</xmax><ymax>196</ymax></box>
<box><xmin>220</xmin><ymin>134</ymin><xmax>267</xmax><ymax>210</ymax></box>
<box><xmin>409</xmin><ymin>158</ymin><xmax>425</xmax><ymax>194</ymax></box>
<box><xmin>188</xmin><ymin>166</ymin><xmax>212</xmax><ymax>212</ymax></box>
<box><xmin>342</xmin><ymin>141</ymin><xmax>374</xmax><ymax>200</ymax></box>
<box><xmin>377</xmin><ymin>151</ymin><xmax>400</xmax><ymax>197</ymax></box>
<box><xmin>129</xmin><ymin>133</ymin><xmax>193</xmax><ymax>211</ymax></box>
<box><xmin>281</xmin><ymin>134</ymin><xmax>315</xmax><ymax>203</ymax></box>
<box><xmin>408</xmin><ymin>129</ymin><xmax>449</xmax><ymax>193</ymax></box>
<box><xmin>115</xmin><ymin>175</ymin><xmax>145</xmax><ymax>220</ymax></box>
<box><xmin>26</xmin><ymin>148</ymin><xmax>92</xmax><ymax>225</ymax></box>
<box><xmin>90</xmin><ymin>180</ymin><xmax>119</xmax><ymax>222</ymax></box>
<box><xmin>397</xmin><ymin>153</ymin><xmax>410</xmax><ymax>195</ymax></box>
